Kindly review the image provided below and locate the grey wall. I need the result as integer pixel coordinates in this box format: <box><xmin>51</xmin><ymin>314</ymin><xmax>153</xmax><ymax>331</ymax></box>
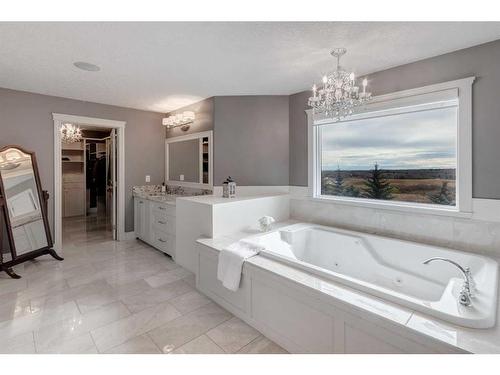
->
<box><xmin>289</xmin><ymin>39</ymin><xmax>500</xmax><ymax>199</ymax></box>
<box><xmin>165</xmin><ymin>97</ymin><xmax>214</xmax><ymax>138</ymax></box>
<box><xmin>0</xmin><ymin>87</ymin><xmax>165</xmax><ymax>232</ymax></box>
<box><xmin>213</xmin><ymin>96</ymin><xmax>289</xmax><ymax>186</ymax></box>
<box><xmin>289</xmin><ymin>90</ymin><xmax>311</xmax><ymax>187</ymax></box>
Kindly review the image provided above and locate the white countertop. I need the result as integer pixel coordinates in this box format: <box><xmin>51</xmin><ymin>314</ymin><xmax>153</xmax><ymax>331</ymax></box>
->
<box><xmin>196</xmin><ymin>223</ymin><xmax>500</xmax><ymax>354</ymax></box>
<box><xmin>177</xmin><ymin>192</ymin><xmax>289</xmax><ymax>206</ymax></box>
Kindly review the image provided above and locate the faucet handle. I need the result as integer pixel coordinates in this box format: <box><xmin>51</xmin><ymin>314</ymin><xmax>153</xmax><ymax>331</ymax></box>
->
<box><xmin>459</xmin><ymin>284</ymin><xmax>472</xmax><ymax>306</ymax></box>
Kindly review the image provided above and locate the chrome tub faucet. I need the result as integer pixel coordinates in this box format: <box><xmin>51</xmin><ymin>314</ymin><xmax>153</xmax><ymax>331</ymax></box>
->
<box><xmin>423</xmin><ymin>257</ymin><xmax>475</xmax><ymax>307</ymax></box>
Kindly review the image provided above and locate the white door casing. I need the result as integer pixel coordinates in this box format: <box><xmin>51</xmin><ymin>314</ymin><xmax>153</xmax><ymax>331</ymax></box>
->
<box><xmin>53</xmin><ymin>113</ymin><xmax>126</xmax><ymax>252</ymax></box>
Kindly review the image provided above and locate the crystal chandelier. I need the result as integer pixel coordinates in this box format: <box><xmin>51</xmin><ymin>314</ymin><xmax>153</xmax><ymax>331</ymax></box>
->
<box><xmin>60</xmin><ymin>123</ymin><xmax>83</xmax><ymax>143</ymax></box>
<box><xmin>308</xmin><ymin>48</ymin><xmax>371</xmax><ymax>121</ymax></box>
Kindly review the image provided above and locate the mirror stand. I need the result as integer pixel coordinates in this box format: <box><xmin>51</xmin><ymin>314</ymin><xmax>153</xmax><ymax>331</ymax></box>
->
<box><xmin>0</xmin><ymin>146</ymin><xmax>64</xmax><ymax>279</ymax></box>
<box><xmin>0</xmin><ymin>189</ymin><xmax>64</xmax><ymax>279</ymax></box>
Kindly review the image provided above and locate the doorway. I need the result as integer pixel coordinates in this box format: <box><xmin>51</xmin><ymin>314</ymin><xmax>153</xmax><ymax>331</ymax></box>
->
<box><xmin>61</xmin><ymin>128</ymin><xmax>115</xmax><ymax>244</ymax></box>
<box><xmin>53</xmin><ymin>114</ymin><xmax>126</xmax><ymax>252</ymax></box>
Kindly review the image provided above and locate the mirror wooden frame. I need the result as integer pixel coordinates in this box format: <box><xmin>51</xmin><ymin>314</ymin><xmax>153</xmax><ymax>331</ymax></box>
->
<box><xmin>0</xmin><ymin>145</ymin><xmax>63</xmax><ymax>279</ymax></box>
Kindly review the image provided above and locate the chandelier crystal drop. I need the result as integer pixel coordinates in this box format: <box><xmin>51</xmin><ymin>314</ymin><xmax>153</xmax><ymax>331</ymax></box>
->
<box><xmin>60</xmin><ymin>123</ymin><xmax>83</xmax><ymax>143</ymax></box>
<box><xmin>308</xmin><ymin>48</ymin><xmax>371</xmax><ymax>121</ymax></box>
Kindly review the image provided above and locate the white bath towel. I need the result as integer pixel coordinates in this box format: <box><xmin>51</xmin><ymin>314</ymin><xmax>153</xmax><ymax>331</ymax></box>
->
<box><xmin>217</xmin><ymin>240</ymin><xmax>263</xmax><ymax>291</ymax></box>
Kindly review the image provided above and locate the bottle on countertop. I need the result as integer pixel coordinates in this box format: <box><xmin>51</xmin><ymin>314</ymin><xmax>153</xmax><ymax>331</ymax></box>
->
<box><xmin>222</xmin><ymin>176</ymin><xmax>236</xmax><ymax>198</ymax></box>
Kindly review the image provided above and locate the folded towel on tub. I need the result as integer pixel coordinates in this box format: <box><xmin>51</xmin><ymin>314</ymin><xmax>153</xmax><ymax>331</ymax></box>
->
<box><xmin>217</xmin><ymin>240</ymin><xmax>264</xmax><ymax>291</ymax></box>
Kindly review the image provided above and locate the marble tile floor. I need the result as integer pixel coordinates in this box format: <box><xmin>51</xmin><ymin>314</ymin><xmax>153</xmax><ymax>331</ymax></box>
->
<box><xmin>0</xmin><ymin>236</ymin><xmax>287</xmax><ymax>354</ymax></box>
<box><xmin>62</xmin><ymin>214</ymin><xmax>114</xmax><ymax>246</ymax></box>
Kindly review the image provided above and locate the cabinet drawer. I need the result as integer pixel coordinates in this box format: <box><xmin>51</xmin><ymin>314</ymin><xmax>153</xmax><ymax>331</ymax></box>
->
<box><xmin>151</xmin><ymin>202</ymin><xmax>175</xmax><ymax>217</ymax></box>
<box><xmin>151</xmin><ymin>228</ymin><xmax>175</xmax><ymax>255</ymax></box>
<box><xmin>151</xmin><ymin>210</ymin><xmax>175</xmax><ymax>234</ymax></box>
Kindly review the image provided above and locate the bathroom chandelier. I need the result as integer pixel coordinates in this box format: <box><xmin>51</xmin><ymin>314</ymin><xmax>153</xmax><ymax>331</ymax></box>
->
<box><xmin>60</xmin><ymin>123</ymin><xmax>83</xmax><ymax>143</ymax></box>
<box><xmin>162</xmin><ymin>111</ymin><xmax>195</xmax><ymax>131</ymax></box>
<box><xmin>308</xmin><ymin>48</ymin><xmax>372</xmax><ymax>121</ymax></box>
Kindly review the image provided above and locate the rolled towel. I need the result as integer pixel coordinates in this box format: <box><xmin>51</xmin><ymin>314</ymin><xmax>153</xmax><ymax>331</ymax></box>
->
<box><xmin>217</xmin><ymin>240</ymin><xmax>264</xmax><ymax>291</ymax></box>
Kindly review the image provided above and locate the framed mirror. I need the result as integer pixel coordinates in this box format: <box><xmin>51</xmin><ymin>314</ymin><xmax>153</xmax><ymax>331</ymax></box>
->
<box><xmin>165</xmin><ymin>131</ymin><xmax>213</xmax><ymax>188</ymax></box>
<box><xmin>0</xmin><ymin>145</ymin><xmax>63</xmax><ymax>278</ymax></box>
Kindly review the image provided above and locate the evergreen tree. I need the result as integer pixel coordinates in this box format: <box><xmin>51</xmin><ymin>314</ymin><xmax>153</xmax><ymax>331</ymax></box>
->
<box><xmin>362</xmin><ymin>163</ymin><xmax>395</xmax><ymax>200</ymax></box>
<box><xmin>428</xmin><ymin>181</ymin><xmax>453</xmax><ymax>205</ymax></box>
<box><xmin>344</xmin><ymin>185</ymin><xmax>361</xmax><ymax>197</ymax></box>
<box><xmin>322</xmin><ymin>177</ymin><xmax>335</xmax><ymax>195</ymax></box>
<box><xmin>333</xmin><ymin>166</ymin><xmax>345</xmax><ymax>195</ymax></box>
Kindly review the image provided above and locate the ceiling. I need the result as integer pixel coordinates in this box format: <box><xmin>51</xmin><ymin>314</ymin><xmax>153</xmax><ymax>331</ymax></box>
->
<box><xmin>1</xmin><ymin>22</ymin><xmax>500</xmax><ymax>113</ymax></box>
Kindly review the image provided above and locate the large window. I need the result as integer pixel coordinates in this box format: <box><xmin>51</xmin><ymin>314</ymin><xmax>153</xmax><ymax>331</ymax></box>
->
<box><xmin>311</xmin><ymin>78</ymin><xmax>474</xmax><ymax>214</ymax></box>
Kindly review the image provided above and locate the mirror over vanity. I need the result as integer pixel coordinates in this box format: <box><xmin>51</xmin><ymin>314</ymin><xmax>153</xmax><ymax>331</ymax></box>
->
<box><xmin>165</xmin><ymin>130</ymin><xmax>213</xmax><ymax>188</ymax></box>
<box><xmin>0</xmin><ymin>145</ymin><xmax>63</xmax><ymax>279</ymax></box>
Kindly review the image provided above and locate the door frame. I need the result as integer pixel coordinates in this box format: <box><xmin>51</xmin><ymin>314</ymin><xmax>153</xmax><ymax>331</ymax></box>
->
<box><xmin>53</xmin><ymin>113</ymin><xmax>126</xmax><ymax>252</ymax></box>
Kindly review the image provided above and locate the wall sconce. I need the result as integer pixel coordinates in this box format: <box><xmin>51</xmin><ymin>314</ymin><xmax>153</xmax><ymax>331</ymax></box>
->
<box><xmin>162</xmin><ymin>111</ymin><xmax>195</xmax><ymax>131</ymax></box>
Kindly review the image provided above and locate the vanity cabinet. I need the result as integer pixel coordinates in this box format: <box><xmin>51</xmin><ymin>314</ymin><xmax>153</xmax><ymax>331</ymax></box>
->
<box><xmin>134</xmin><ymin>197</ymin><xmax>176</xmax><ymax>257</ymax></box>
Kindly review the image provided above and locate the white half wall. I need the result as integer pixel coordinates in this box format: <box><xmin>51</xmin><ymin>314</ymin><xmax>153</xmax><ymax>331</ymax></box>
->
<box><xmin>175</xmin><ymin>193</ymin><xmax>290</xmax><ymax>273</ymax></box>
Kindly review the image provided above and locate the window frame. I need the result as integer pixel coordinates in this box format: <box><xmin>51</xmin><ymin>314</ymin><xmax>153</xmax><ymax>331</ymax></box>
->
<box><xmin>307</xmin><ymin>77</ymin><xmax>475</xmax><ymax>217</ymax></box>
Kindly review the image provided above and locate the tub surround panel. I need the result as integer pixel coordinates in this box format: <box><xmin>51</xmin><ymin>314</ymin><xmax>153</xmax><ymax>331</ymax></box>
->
<box><xmin>290</xmin><ymin>197</ymin><xmax>500</xmax><ymax>258</ymax></box>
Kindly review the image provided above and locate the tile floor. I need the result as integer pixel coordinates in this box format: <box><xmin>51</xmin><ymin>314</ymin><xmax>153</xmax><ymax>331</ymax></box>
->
<box><xmin>0</xmin><ymin>216</ymin><xmax>287</xmax><ymax>354</ymax></box>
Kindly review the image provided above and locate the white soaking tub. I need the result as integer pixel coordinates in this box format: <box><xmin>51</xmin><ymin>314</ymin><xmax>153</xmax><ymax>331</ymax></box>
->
<box><xmin>244</xmin><ymin>223</ymin><xmax>498</xmax><ymax>329</ymax></box>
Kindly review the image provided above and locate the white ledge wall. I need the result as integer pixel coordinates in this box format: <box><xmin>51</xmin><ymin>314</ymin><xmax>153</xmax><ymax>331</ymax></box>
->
<box><xmin>176</xmin><ymin>193</ymin><xmax>290</xmax><ymax>273</ymax></box>
<box><xmin>290</xmin><ymin>186</ymin><xmax>500</xmax><ymax>258</ymax></box>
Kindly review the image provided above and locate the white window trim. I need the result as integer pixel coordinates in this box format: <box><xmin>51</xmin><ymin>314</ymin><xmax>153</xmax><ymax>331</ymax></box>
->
<box><xmin>306</xmin><ymin>76</ymin><xmax>475</xmax><ymax>218</ymax></box>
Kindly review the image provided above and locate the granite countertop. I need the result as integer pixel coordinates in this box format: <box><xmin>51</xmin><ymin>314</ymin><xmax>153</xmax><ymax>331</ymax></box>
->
<box><xmin>196</xmin><ymin>222</ymin><xmax>500</xmax><ymax>354</ymax></box>
<box><xmin>133</xmin><ymin>191</ymin><xmax>180</xmax><ymax>205</ymax></box>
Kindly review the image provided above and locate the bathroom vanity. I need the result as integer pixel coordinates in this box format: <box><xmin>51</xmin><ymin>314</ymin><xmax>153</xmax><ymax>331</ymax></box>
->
<box><xmin>134</xmin><ymin>194</ymin><xmax>176</xmax><ymax>257</ymax></box>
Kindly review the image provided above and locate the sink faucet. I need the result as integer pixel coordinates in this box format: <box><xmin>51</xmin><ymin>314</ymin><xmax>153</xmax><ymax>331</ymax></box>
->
<box><xmin>423</xmin><ymin>257</ymin><xmax>475</xmax><ymax>307</ymax></box>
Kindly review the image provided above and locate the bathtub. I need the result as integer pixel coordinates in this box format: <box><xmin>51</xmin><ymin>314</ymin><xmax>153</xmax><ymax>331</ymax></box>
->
<box><xmin>244</xmin><ymin>223</ymin><xmax>498</xmax><ymax>329</ymax></box>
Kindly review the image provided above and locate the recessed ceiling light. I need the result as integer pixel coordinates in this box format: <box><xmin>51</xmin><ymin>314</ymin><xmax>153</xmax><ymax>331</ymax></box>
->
<box><xmin>73</xmin><ymin>61</ymin><xmax>101</xmax><ymax>72</ymax></box>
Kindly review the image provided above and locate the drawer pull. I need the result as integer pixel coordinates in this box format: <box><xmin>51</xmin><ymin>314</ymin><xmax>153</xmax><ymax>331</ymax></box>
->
<box><xmin>158</xmin><ymin>238</ymin><xmax>167</xmax><ymax>243</ymax></box>
<box><xmin>158</xmin><ymin>220</ymin><xmax>167</xmax><ymax>225</ymax></box>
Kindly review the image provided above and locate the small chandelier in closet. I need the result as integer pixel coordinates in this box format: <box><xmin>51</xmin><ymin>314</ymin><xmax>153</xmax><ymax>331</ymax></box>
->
<box><xmin>60</xmin><ymin>123</ymin><xmax>83</xmax><ymax>143</ymax></box>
